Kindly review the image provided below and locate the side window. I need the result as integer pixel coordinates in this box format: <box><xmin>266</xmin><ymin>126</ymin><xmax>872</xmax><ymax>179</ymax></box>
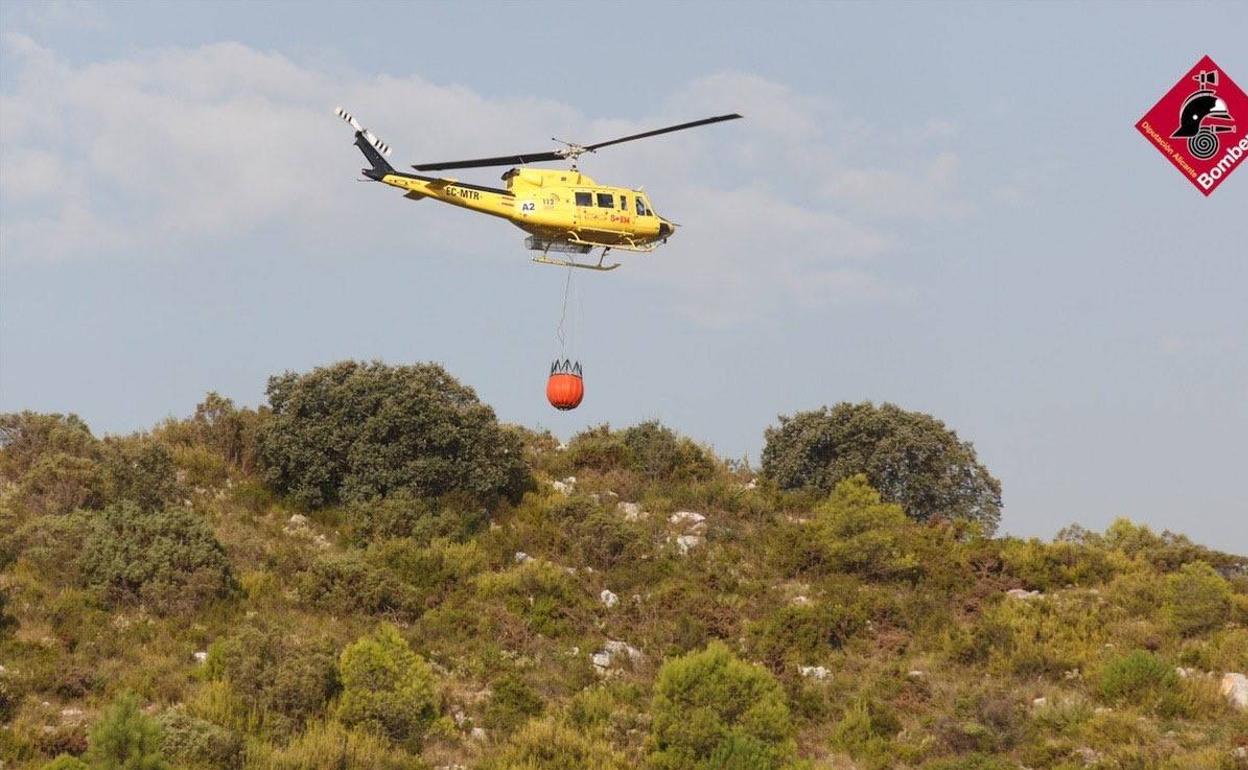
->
<box><xmin>596</xmin><ymin>192</ymin><xmax>614</xmax><ymax>208</ymax></box>
<box><xmin>635</xmin><ymin>197</ymin><xmax>645</xmax><ymax>216</ymax></box>
<box><xmin>620</xmin><ymin>195</ymin><xmax>627</xmax><ymax>211</ymax></box>
<box><xmin>575</xmin><ymin>192</ymin><xmax>592</xmax><ymax>207</ymax></box>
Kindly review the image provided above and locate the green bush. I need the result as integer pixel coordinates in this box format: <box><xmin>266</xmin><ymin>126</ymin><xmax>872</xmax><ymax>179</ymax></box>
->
<box><xmin>85</xmin><ymin>692</ymin><xmax>170</xmax><ymax>770</ymax></box>
<box><xmin>79</xmin><ymin>503</ymin><xmax>236</xmax><ymax>614</ymax></box>
<box><xmin>248</xmin><ymin>719</ymin><xmax>414</xmax><ymax>770</ymax></box>
<box><xmin>482</xmin><ymin>717</ymin><xmax>628</xmax><ymax>770</ymax></box>
<box><xmin>618</xmin><ymin>421</ymin><xmax>716</xmax><ymax>481</ymax></box>
<box><xmin>337</xmin><ymin>623</ymin><xmax>439</xmax><ymax>746</ymax></box>
<box><xmin>16</xmin><ymin>453</ymin><xmax>105</xmax><ymax>515</ymax></box>
<box><xmin>475</xmin><ymin>560</ymin><xmax>588</xmax><ymax>638</ymax></box>
<box><xmin>99</xmin><ymin>437</ymin><xmax>179</xmax><ymax>513</ymax></box>
<box><xmin>156</xmin><ymin>707</ymin><xmax>243</xmax><ymax>770</ymax></box>
<box><xmin>649</xmin><ymin>641</ymin><xmax>795</xmax><ymax>770</ymax></box>
<box><xmin>205</xmin><ymin>626</ymin><xmax>339</xmax><ymax>734</ymax></box>
<box><xmin>41</xmin><ymin>757</ymin><xmax>90</xmax><ymax>770</ymax></box>
<box><xmin>257</xmin><ymin>360</ymin><xmax>531</xmax><ymax>508</ymax></box>
<box><xmin>347</xmin><ymin>492</ymin><xmax>488</xmax><ymax>545</ymax></box>
<box><xmin>295</xmin><ymin>550</ymin><xmax>422</xmax><ymax>618</ymax></box>
<box><xmin>748</xmin><ymin>601</ymin><xmax>866</xmax><ymax>668</ymax></box>
<box><xmin>830</xmin><ymin>699</ymin><xmax>900</xmax><ymax>769</ymax></box>
<box><xmin>483</xmin><ymin>672</ymin><xmax>544</xmax><ymax>732</ymax></box>
<box><xmin>1098</xmin><ymin>650</ymin><xmax>1178</xmax><ymax>704</ymax></box>
<box><xmin>1164</xmin><ymin>561</ymin><xmax>1232</xmax><ymax>636</ymax></box>
<box><xmin>813</xmin><ymin>475</ymin><xmax>922</xmax><ymax>581</ymax></box>
<box><xmin>760</xmin><ymin>402</ymin><xmax>1002</xmax><ymax>531</ymax></box>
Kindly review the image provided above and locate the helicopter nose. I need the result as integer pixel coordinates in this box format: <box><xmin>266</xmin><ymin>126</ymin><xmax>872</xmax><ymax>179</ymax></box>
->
<box><xmin>658</xmin><ymin>219</ymin><xmax>676</xmax><ymax>239</ymax></box>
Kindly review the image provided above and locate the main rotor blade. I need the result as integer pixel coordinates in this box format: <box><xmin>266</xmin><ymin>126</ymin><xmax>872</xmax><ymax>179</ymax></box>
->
<box><xmin>412</xmin><ymin>151</ymin><xmax>565</xmax><ymax>171</ymax></box>
<box><xmin>584</xmin><ymin>113</ymin><xmax>743</xmax><ymax>151</ymax></box>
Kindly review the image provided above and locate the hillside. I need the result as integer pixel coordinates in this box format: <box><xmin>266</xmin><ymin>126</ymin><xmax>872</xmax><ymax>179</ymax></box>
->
<box><xmin>1</xmin><ymin>362</ymin><xmax>1246</xmax><ymax>770</ymax></box>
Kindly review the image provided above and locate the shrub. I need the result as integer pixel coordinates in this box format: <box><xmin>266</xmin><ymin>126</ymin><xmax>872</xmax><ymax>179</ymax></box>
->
<box><xmin>85</xmin><ymin>692</ymin><xmax>170</xmax><ymax>770</ymax></box>
<box><xmin>347</xmin><ymin>492</ymin><xmax>488</xmax><ymax>545</ymax></box>
<box><xmin>0</xmin><ymin>412</ymin><xmax>98</xmax><ymax>480</ymax></box>
<box><xmin>1164</xmin><ymin>561</ymin><xmax>1232</xmax><ymax>636</ymax></box>
<box><xmin>295</xmin><ymin>550</ymin><xmax>422</xmax><ymax>618</ymax></box>
<box><xmin>813</xmin><ymin>475</ymin><xmax>922</xmax><ymax>581</ymax></box>
<box><xmin>483</xmin><ymin>717</ymin><xmax>628</xmax><ymax>770</ymax></box>
<box><xmin>483</xmin><ymin>672</ymin><xmax>544</xmax><ymax>732</ymax></box>
<box><xmin>475</xmin><ymin>560</ymin><xmax>588</xmax><ymax>638</ymax></box>
<box><xmin>99</xmin><ymin>436</ymin><xmax>179</xmax><ymax>513</ymax></box>
<box><xmin>830</xmin><ymin>699</ymin><xmax>899</xmax><ymax>769</ymax></box>
<box><xmin>205</xmin><ymin>626</ymin><xmax>339</xmax><ymax>734</ymax></box>
<box><xmin>619</xmin><ymin>421</ymin><xmax>716</xmax><ymax>481</ymax></box>
<box><xmin>649</xmin><ymin>641</ymin><xmax>795</xmax><ymax>770</ymax></box>
<box><xmin>748</xmin><ymin>601</ymin><xmax>866</xmax><ymax>668</ymax></box>
<box><xmin>41</xmin><ymin>757</ymin><xmax>90</xmax><ymax>770</ymax></box>
<box><xmin>1098</xmin><ymin>650</ymin><xmax>1178</xmax><ymax>704</ymax></box>
<box><xmin>760</xmin><ymin>402</ymin><xmax>1001</xmax><ymax>531</ymax></box>
<box><xmin>16</xmin><ymin>453</ymin><xmax>105</xmax><ymax>515</ymax></box>
<box><xmin>248</xmin><ymin>719</ymin><xmax>413</xmax><ymax>770</ymax></box>
<box><xmin>156</xmin><ymin>708</ymin><xmax>243</xmax><ymax>770</ymax></box>
<box><xmin>257</xmin><ymin>360</ymin><xmax>531</xmax><ymax>508</ymax></box>
<box><xmin>337</xmin><ymin>624</ymin><xmax>439</xmax><ymax>746</ymax></box>
<box><xmin>79</xmin><ymin>503</ymin><xmax>236</xmax><ymax>614</ymax></box>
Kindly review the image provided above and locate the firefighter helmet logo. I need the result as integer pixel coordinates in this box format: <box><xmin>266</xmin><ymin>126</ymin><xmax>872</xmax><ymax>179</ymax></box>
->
<box><xmin>1170</xmin><ymin>70</ymin><xmax>1235</xmax><ymax>160</ymax></box>
<box><xmin>1136</xmin><ymin>55</ymin><xmax>1248</xmax><ymax>196</ymax></box>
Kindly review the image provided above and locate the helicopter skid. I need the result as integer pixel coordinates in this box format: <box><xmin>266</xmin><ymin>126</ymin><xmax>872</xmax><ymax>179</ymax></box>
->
<box><xmin>531</xmin><ymin>253</ymin><xmax>621</xmax><ymax>271</ymax></box>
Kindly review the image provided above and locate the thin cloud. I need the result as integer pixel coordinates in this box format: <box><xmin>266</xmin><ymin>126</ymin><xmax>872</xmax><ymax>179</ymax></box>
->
<box><xmin>1</xmin><ymin>39</ymin><xmax>972</xmax><ymax>324</ymax></box>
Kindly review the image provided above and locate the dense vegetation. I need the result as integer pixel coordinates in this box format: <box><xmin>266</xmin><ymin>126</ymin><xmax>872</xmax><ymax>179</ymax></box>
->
<box><xmin>1</xmin><ymin>361</ymin><xmax>1246</xmax><ymax>770</ymax></box>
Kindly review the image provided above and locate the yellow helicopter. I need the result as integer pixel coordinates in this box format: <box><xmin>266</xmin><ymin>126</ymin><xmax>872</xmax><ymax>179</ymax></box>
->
<box><xmin>336</xmin><ymin>108</ymin><xmax>741</xmax><ymax>270</ymax></box>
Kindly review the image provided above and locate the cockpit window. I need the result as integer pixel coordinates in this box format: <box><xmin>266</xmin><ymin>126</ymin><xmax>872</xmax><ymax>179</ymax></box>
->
<box><xmin>634</xmin><ymin>197</ymin><xmax>647</xmax><ymax>216</ymax></box>
<box><xmin>575</xmin><ymin>192</ymin><xmax>593</xmax><ymax>207</ymax></box>
<box><xmin>596</xmin><ymin>193</ymin><xmax>614</xmax><ymax>208</ymax></box>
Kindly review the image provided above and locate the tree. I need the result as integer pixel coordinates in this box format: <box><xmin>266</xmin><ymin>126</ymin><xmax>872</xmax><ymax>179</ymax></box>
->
<box><xmin>649</xmin><ymin>641</ymin><xmax>795</xmax><ymax>770</ymax></box>
<box><xmin>761</xmin><ymin>402</ymin><xmax>1002</xmax><ymax>531</ymax></box>
<box><xmin>85</xmin><ymin>692</ymin><xmax>169</xmax><ymax>770</ymax></box>
<box><xmin>336</xmin><ymin>624</ymin><xmax>438</xmax><ymax>746</ymax></box>
<box><xmin>257</xmin><ymin>361</ymin><xmax>530</xmax><ymax>508</ymax></box>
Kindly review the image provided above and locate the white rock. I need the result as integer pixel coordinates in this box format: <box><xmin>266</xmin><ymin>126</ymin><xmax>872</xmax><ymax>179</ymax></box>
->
<box><xmin>312</xmin><ymin>533</ymin><xmax>331</xmax><ymax>549</ymax></box>
<box><xmin>745</xmin><ymin>478</ymin><xmax>758</xmax><ymax>490</ymax></box>
<box><xmin>600</xmin><ymin>589</ymin><xmax>619</xmax><ymax>608</ymax></box>
<box><xmin>1006</xmin><ymin>588</ymin><xmax>1041</xmax><ymax>600</ymax></box>
<box><xmin>675</xmin><ymin>534</ymin><xmax>703</xmax><ymax>554</ymax></box>
<box><xmin>287</xmin><ymin>514</ymin><xmax>308</xmax><ymax>528</ymax></box>
<box><xmin>791</xmin><ymin>595</ymin><xmax>811</xmax><ymax>606</ymax></box>
<box><xmin>1221</xmin><ymin>673</ymin><xmax>1248</xmax><ymax>710</ymax></box>
<box><xmin>669</xmin><ymin>510</ymin><xmax>707</xmax><ymax>532</ymax></box>
<box><xmin>60</xmin><ymin>707</ymin><xmax>85</xmax><ymax>723</ymax></box>
<box><xmin>1032</xmin><ymin>697</ymin><xmax>1048</xmax><ymax>708</ymax></box>
<box><xmin>513</xmin><ymin>551</ymin><xmax>533</xmax><ymax>564</ymax></box>
<box><xmin>798</xmin><ymin>665</ymin><xmax>829</xmax><ymax>680</ymax></box>
<box><xmin>452</xmin><ymin>708</ymin><xmax>468</xmax><ymax>727</ymax></box>
<box><xmin>469</xmin><ymin>727</ymin><xmax>487</xmax><ymax>741</ymax></box>
<box><xmin>603</xmin><ymin>639</ymin><xmax>643</xmax><ymax>661</ymax></box>
<box><xmin>551</xmin><ymin>480</ymin><xmax>572</xmax><ymax>495</ymax></box>
<box><xmin>907</xmin><ymin>670</ymin><xmax>926</xmax><ymax>679</ymax></box>
<box><xmin>617</xmin><ymin>501</ymin><xmax>646</xmax><ymax>521</ymax></box>
<box><xmin>193</xmin><ymin>651</ymin><xmax>208</xmax><ymax>664</ymax></box>
<box><xmin>591</xmin><ymin>652</ymin><xmax>612</xmax><ymax>669</ymax></box>
<box><xmin>1175</xmin><ymin>666</ymin><xmax>1196</xmax><ymax>679</ymax></box>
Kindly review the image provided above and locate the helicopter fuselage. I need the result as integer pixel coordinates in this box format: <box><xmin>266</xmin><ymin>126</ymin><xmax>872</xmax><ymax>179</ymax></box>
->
<box><xmin>367</xmin><ymin>166</ymin><xmax>675</xmax><ymax>252</ymax></box>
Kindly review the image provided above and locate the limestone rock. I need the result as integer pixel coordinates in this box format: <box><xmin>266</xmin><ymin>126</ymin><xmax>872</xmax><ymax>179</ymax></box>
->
<box><xmin>669</xmin><ymin>510</ymin><xmax>707</xmax><ymax>532</ymax></box>
<box><xmin>617</xmin><ymin>501</ymin><xmax>646</xmax><ymax>521</ymax></box>
<box><xmin>798</xmin><ymin>665</ymin><xmax>829</xmax><ymax>680</ymax></box>
<box><xmin>1221</xmin><ymin>673</ymin><xmax>1248</xmax><ymax>710</ymax></box>
<box><xmin>600</xmin><ymin>589</ymin><xmax>619</xmax><ymax>608</ymax></box>
<box><xmin>1006</xmin><ymin>588</ymin><xmax>1041</xmax><ymax>600</ymax></box>
<box><xmin>675</xmin><ymin>534</ymin><xmax>703</xmax><ymax>554</ymax></box>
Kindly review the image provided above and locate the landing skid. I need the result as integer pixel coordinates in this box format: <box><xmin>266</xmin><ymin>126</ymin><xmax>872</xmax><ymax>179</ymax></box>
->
<box><xmin>531</xmin><ymin>247</ymin><xmax>620</xmax><ymax>271</ymax></box>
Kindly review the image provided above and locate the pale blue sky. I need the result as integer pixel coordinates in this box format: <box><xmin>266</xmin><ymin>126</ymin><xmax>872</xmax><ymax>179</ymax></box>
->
<box><xmin>1</xmin><ymin>1</ymin><xmax>1245</xmax><ymax>550</ymax></box>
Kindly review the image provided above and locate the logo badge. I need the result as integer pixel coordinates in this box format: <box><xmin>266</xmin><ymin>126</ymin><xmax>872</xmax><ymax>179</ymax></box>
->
<box><xmin>1136</xmin><ymin>55</ymin><xmax>1247</xmax><ymax>196</ymax></box>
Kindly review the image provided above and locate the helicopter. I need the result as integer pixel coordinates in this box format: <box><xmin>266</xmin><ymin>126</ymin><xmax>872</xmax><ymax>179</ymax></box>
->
<box><xmin>336</xmin><ymin>108</ymin><xmax>742</xmax><ymax>270</ymax></box>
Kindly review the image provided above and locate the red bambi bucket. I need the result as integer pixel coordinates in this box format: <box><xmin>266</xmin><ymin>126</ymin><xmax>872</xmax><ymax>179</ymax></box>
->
<box><xmin>546</xmin><ymin>359</ymin><xmax>584</xmax><ymax>410</ymax></box>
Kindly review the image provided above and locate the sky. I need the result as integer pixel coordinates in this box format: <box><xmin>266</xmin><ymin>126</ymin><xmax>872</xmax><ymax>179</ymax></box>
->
<box><xmin>1</xmin><ymin>1</ymin><xmax>1245</xmax><ymax>551</ymax></box>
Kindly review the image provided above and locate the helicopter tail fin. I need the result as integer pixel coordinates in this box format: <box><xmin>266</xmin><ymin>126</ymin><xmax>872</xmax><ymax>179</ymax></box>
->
<box><xmin>335</xmin><ymin>107</ymin><xmax>394</xmax><ymax>177</ymax></box>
